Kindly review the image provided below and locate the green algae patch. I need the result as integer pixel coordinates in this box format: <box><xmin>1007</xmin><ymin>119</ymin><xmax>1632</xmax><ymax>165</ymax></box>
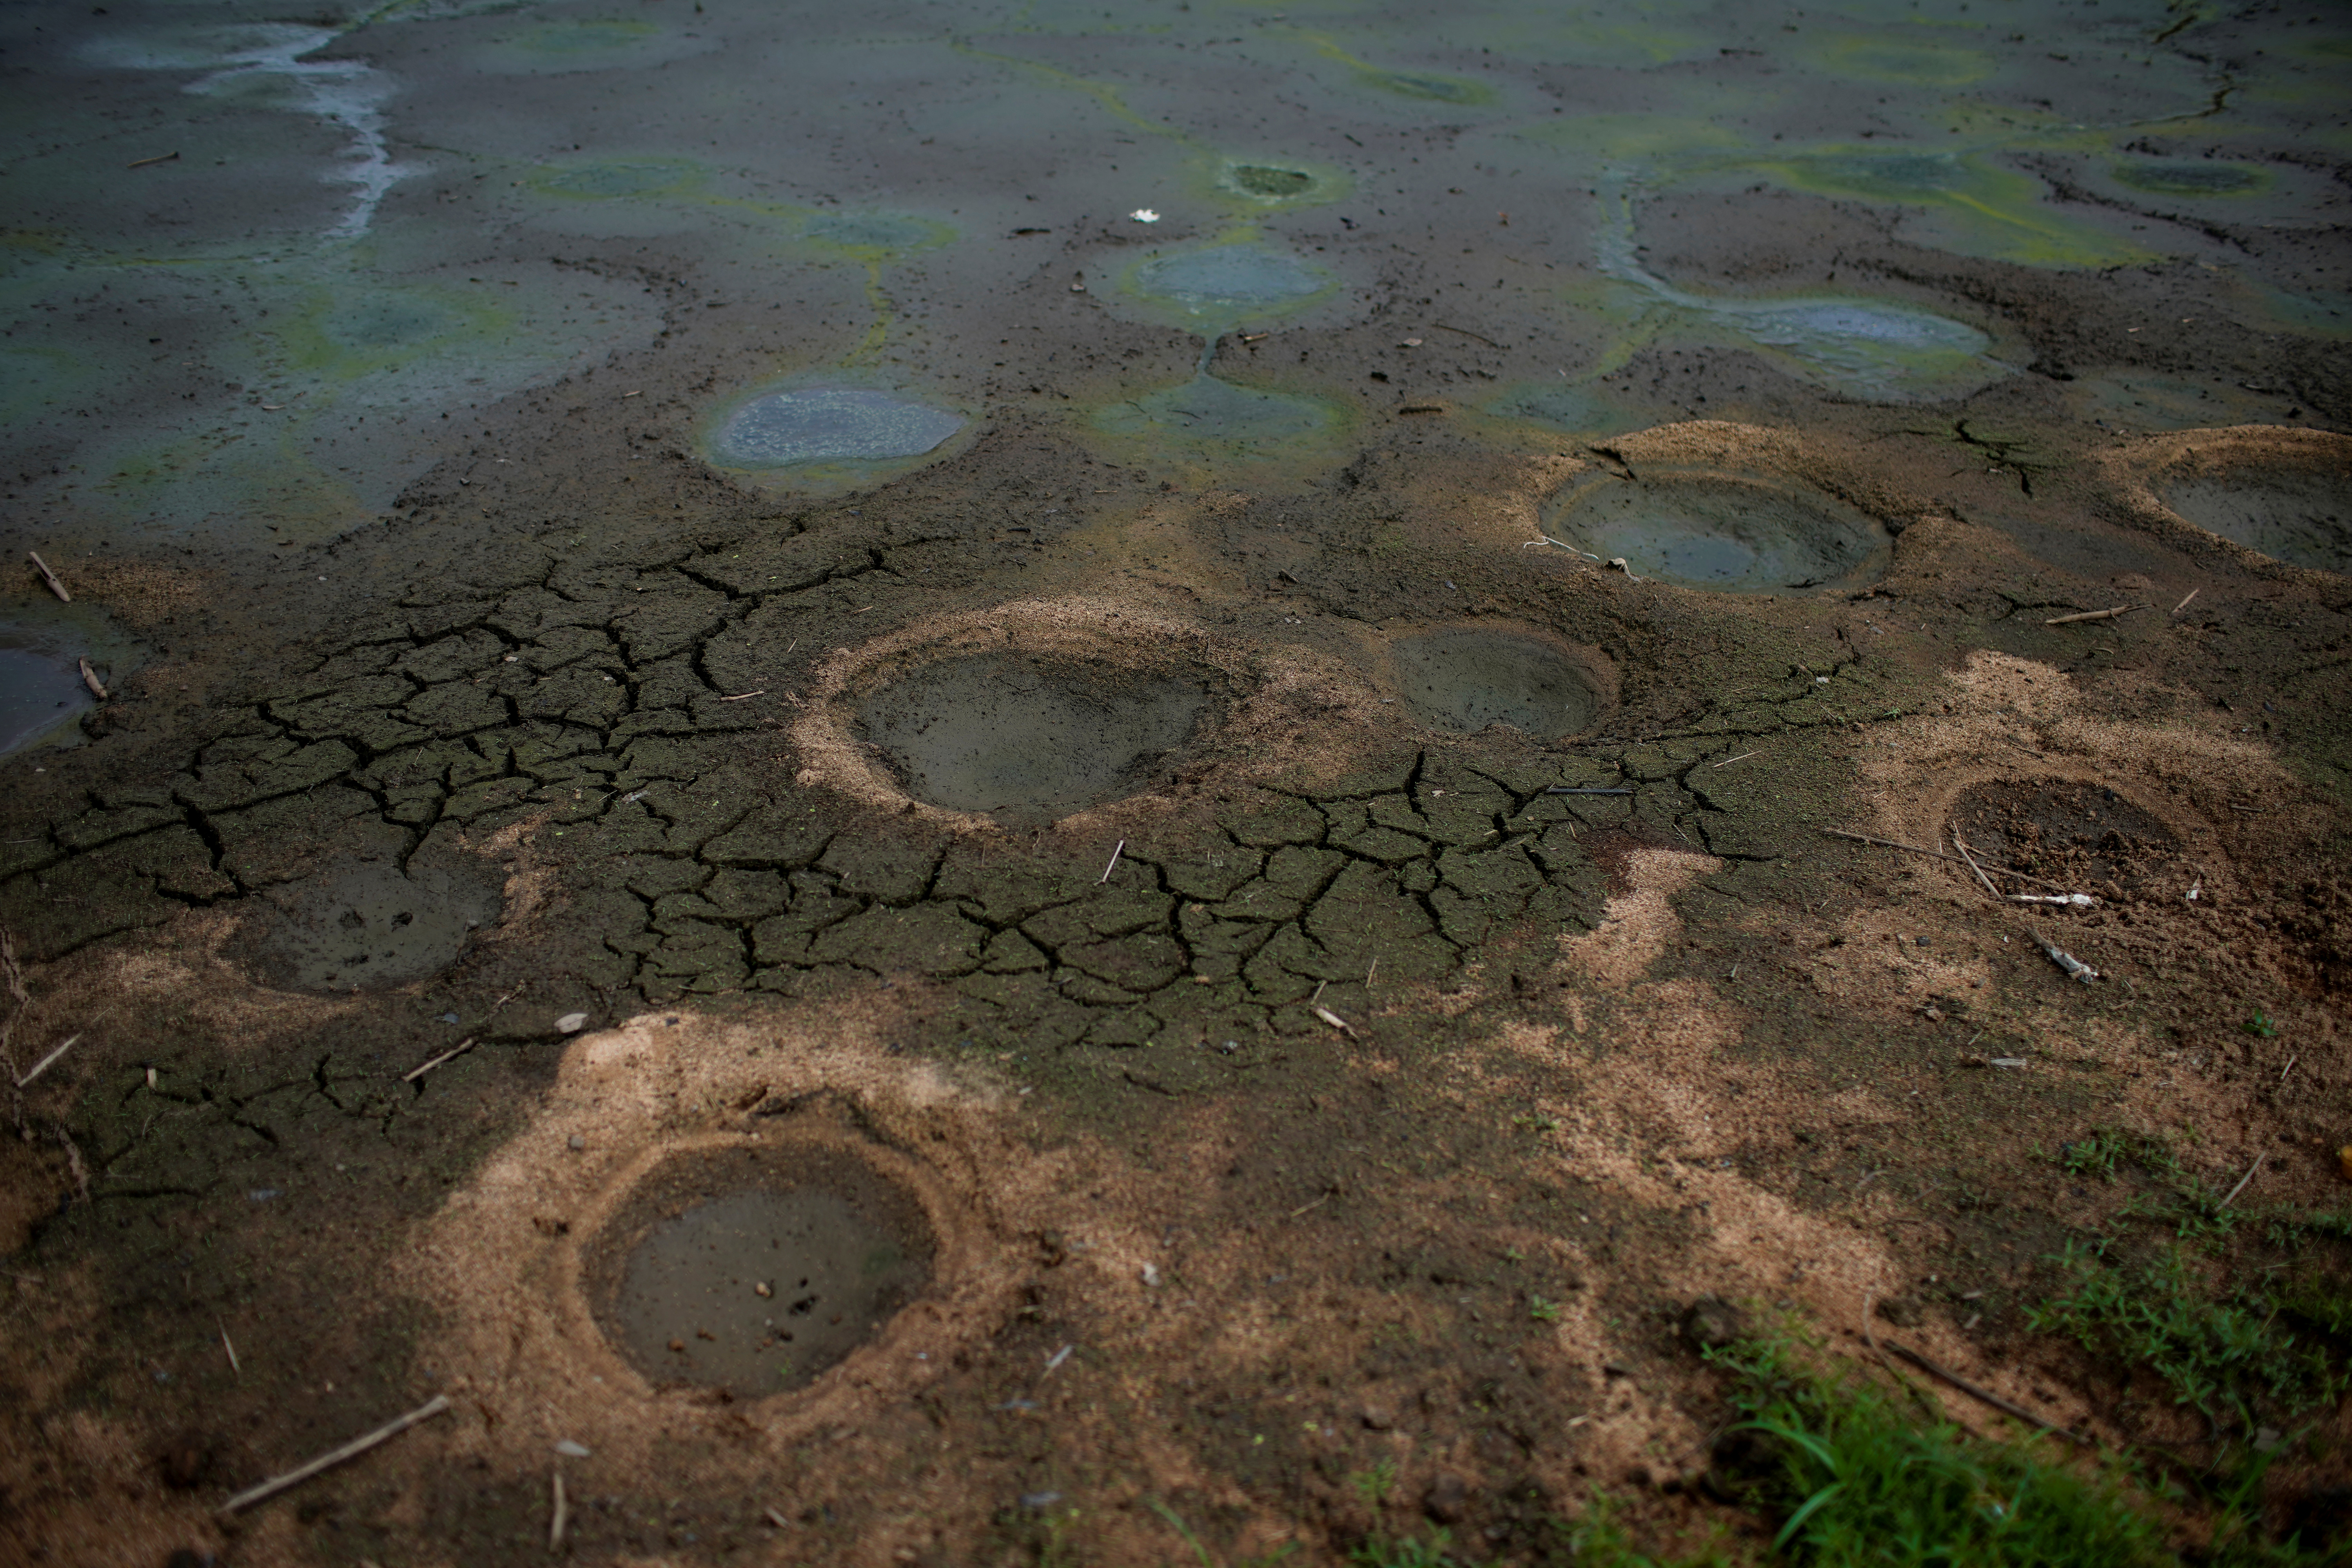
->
<box><xmin>530</xmin><ymin>158</ymin><xmax>710</xmax><ymax>201</ymax></box>
<box><xmin>1479</xmin><ymin>381</ymin><xmax>1658</xmax><ymax>439</ymax></box>
<box><xmin>1741</xmin><ymin>147</ymin><xmax>2153</xmax><ymax>270</ymax></box>
<box><xmin>272</xmin><ymin>283</ymin><xmax>515</xmax><ymax>383</ymax></box>
<box><xmin>471</xmin><ymin>19</ymin><xmax>710</xmax><ymax>75</ymax></box>
<box><xmin>797</xmin><ymin>210</ymin><xmax>956</xmax><ymax>263</ymax></box>
<box><xmin>1804</xmin><ymin>33</ymin><xmax>1994</xmax><ymax>89</ymax></box>
<box><xmin>1116</xmin><ymin>241</ymin><xmax>1340</xmax><ymax>334</ymax></box>
<box><xmin>2111</xmin><ymin>158</ymin><xmax>2270</xmax><ymax>198</ymax></box>
<box><xmin>1089</xmin><ymin>374</ymin><xmax>1350</xmax><ymax>465</ymax></box>
<box><xmin>1203</xmin><ymin>156</ymin><xmax>1351</xmax><ymax>212</ymax></box>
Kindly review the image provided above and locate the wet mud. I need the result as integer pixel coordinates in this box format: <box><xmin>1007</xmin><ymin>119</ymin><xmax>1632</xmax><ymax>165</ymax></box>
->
<box><xmin>2</xmin><ymin>0</ymin><xmax>2350</xmax><ymax>1562</ymax></box>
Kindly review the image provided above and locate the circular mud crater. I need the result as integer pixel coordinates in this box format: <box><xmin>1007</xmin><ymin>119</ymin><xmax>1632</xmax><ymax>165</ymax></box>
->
<box><xmin>854</xmin><ymin>651</ymin><xmax>1226</xmax><ymax>825</ymax></box>
<box><xmin>583</xmin><ymin>1141</ymin><xmax>935</xmax><ymax>1396</ymax></box>
<box><xmin>2156</xmin><ymin>467</ymin><xmax>2348</xmax><ymax>577</ymax></box>
<box><xmin>241</xmin><ymin>860</ymin><xmax>499</xmax><ymax>990</ymax></box>
<box><xmin>1947</xmin><ymin>779</ymin><xmax>2181</xmax><ymax>898</ymax></box>
<box><xmin>1389</xmin><ymin>628</ymin><xmax>1602</xmax><ymax>738</ymax></box>
<box><xmin>1543</xmin><ymin>473</ymin><xmax>1890</xmax><ymax>593</ymax></box>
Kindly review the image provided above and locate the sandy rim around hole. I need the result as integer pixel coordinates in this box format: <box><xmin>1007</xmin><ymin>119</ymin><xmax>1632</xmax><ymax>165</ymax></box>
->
<box><xmin>401</xmin><ymin>1009</ymin><xmax>1027</xmax><ymax>1465</ymax></box>
<box><xmin>1454</xmin><ymin>421</ymin><xmax>1945</xmax><ymax>560</ymax></box>
<box><xmin>2098</xmin><ymin>424</ymin><xmax>2352</xmax><ymax>581</ymax></box>
<box><xmin>567</xmin><ymin>1128</ymin><xmax>949</xmax><ymax>1403</ymax></box>
<box><xmin>788</xmin><ymin>596</ymin><xmax>1394</xmax><ymax>830</ymax></box>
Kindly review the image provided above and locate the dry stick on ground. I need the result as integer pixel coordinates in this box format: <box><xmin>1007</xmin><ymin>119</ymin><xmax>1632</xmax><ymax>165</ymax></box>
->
<box><xmin>15</xmin><ymin>1033</ymin><xmax>75</xmax><ymax>1089</ymax></box>
<box><xmin>403</xmin><ymin>1037</ymin><xmax>476</xmax><ymax>1083</ymax></box>
<box><xmin>2172</xmin><ymin>587</ymin><xmax>2200</xmax><ymax>615</ymax></box>
<box><xmin>2044</xmin><ymin>605</ymin><xmax>2139</xmax><ymax>626</ymax></box>
<box><xmin>25</xmin><ymin>552</ymin><xmax>70</xmax><ymax>603</ymax></box>
<box><xmin>218</xmin><ymin>1394</ymin><xmax>452</xmax><ymax>1516</ymax></box>
<box><xmin>1949</xmin><ymin>831</ymin><xmax>2005</xmax><ymax>901</ymax></box>
<box><xmin>549</xmin><ymin>1469</ymin><xmax>568</xmax><ymax>1553</ymax></box>
<box><xmin>1818</xmin><ymin>828</ymin><xmax>2074</xmax><ymax>890</ymax></box>
<box><xmin>126</xmin><ymin>150</ymin><xmax>180</xmax><ymax>169</ymax></box>
<box><xmin>220</xmin><ymin>1321</ymin><xmax>240</xmax><ymax>1377</ymax></box>
<box><xmin>1883</xmin><ymin>1342</ymin><xmax>2089</xmax><ymax>1446</ymax></box>
<box><xmin>2219</xmin><ymin>1152</ymin><xmax>2265</xmax><ymax>1210</ymax></box>
<box><xmin>77</xmin><ymin>659</ymin><xmax>107</xmax><ymax>700</ymax></box>
<box><xmin>1098</xmin><ymin>839</ymin><xmax>1124</xmax><ymax>884</ymax></box>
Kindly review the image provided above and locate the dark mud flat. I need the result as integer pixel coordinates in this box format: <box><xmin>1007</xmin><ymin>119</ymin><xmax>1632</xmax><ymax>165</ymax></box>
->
<box><xmin>1</xmin><ymin>0</ymin><xmax>2350</xmax><ymax>1564</ymax></box>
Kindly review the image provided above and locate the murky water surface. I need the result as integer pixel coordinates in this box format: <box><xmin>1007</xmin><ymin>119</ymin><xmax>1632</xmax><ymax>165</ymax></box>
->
<box><xmin>856</xmin><ymin>653</ymin><xmax>1221</xmax><ymax>824</ymax></box>
<box><xmin>2</xmin><ymin>0</ymin><xmax>2335</xmax><ymax>559</ymax></box>
<box><xmin>593</xmin><ymin>1148</ymin><xmax>933</xmax><ymax>1394</ymax></box>
<box><xmin>1545</xmin><ymin>475</ymin><xmax>1891</xmax><ymax>594</ymax></box>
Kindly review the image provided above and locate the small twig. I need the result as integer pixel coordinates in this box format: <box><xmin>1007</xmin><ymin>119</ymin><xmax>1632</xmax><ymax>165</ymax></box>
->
<box><xmin>218</xmin><ymin>1394</ymin><xmax>452</xmax><ymax>1515</ymax></box>
<box><xmin>1097</xmin><ymin>839</ymin><xmax>1124</xmax><ymax>884</ymax></box>
<box><xmin>26</xmin><ymin>552</ymin><xmax>70</xmax><ymax>603</ymax></box>
<box><xmin>1312</xmin><ymin>1005</ymin><xmax>1356</xmax><ymax>1037</ymax></box>
<box><xmin>2043</xmin><ymin>606</ymin><xmax>2138</xmax><ymax>626</ymax></box>
<box><xmin>1365</xmin><ymin>957</ymin><xmax>1377</xmax><ymax>987</ymax></box>
<box><xmin>1949</xmin><ymin>831</ymin><xmax>2003</xmax><ymax>902</ymax></box>
<box><xmin>2171</xmin><ymin>587</ymin><xmax>2199</xmax><ymax>615</ymax></box>
<box><xmin>2279</xmin><ymin>1054</ymin><xmax>2297</xmax><ymax>1086</ymax></box>
<box><xmin>1043</xmin><ymin>1344</ymin><xmax>1074</xmax><ymax>1374</ymax></box>
<box><xmin>717</xmin><ymin>690</ymin><xmax>766</xmax><ymax>702</ymax></box>
<box><xmin>77</xmin><ymin>659</ymin><xmax>107</xmax><ymax>700</ymax></box>
<box><xmin>2218</xmin><ymin>1152</ymin><xmax>2264</xmax><ymax>1210</ymax></box>
<box><xmin>1882</xmin><ymin>1343</ymin><xmax>2087</xmax><ymax>1445</ymax></box>
<box><xmin>1288</xmin><ymin>1191</ymin><xmax>1332</xmax><ymax>1219</ymax></box>
<box><xmin>403</xmin><ymin>1038</ymin><xmax>475</xmax><ymax>1083</ymax></box>
<box><xmin>549</xmin><ymin>1468</ymin><xmax>568</xmax><ymax>1553</ymax></box>
<box><xmin>126</xmin><ymin>151</ymin><xmax>180</xmax><ymax>169</ymax></box>
<box><xmin>764</xmin><ymin>1505</ymin><xmax>791</xmax><ymax>1528</ymax></box>
<box><xmin>220</xmin><ymin>1321</ymin><xmax>241</xmax><ymax>1377</ymax></box>
<box><xmin>16</xmin><ymin>1033</ymin><xmax>78</xmax><ymax>1089</ymax></box>
<box><xmin>1430</xmin><ymin>321</ymin><xmax>1501</xmax><ymax>348</ymax></box>
<box><xmin>1711</xmin><ymin>751</ymin><xmax>1758</xmax><ymax>769</ymax></box>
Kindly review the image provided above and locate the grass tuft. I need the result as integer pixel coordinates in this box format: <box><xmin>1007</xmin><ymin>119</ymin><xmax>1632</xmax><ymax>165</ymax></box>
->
<box><xmin>2027</xmin><ymin>1243</ymin><xmax>2345</xmax><ymax>1434</ymax></box>
<box><xmin>1702</xmin><ymin>1327</ymin><xmax>2170</xmax><ymax>1567</ymax></box>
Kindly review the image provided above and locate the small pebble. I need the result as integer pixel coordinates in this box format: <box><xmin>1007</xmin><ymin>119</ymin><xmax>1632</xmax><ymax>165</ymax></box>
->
<box><xmin>568</xmin><ymin>1134</ymin><xmax>586</xmax><ymax>1151</ymax></box>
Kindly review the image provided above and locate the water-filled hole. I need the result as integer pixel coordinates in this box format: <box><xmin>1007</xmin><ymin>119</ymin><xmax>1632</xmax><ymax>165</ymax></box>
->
<box><xmin>1543</xmin><ymin>475</ymin><xmax>1890</xmax><ymax>594</ymax></box>
<box><xmin>2157</xmin><ymin>468</ymin><xmax>2349</xmax><ymax>575</ymax></box>
<box><xmin>854</xmin><ymin>652</ymin><xmax>1223</xmax><ymax>825</ymax></box>
<box><xmin>588</xmin><ymin>1144</ymin><xmax>933</xmax><ymax>1396</ymax></box>
<box><xmin>245</xmin><ymin>861</ymin><xmax>499</xmax><ymax>990</ymax></box>
<box><xmin>709</xmin><ymin>388</ymin><xmax>963</xmax><ymax>470</ymax></box>
<box><xmin>1390</xmin><ymin>630</ymin><xmax>1600</xmax><ymax>738</ymax></box>
<box><xmin>1131</xmin><ymin>244</ymin><xmax>1327</xmax><ymax>311</ymax></box>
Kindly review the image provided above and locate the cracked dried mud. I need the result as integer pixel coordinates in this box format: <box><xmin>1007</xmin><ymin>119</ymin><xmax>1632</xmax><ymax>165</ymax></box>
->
<box><xmin>2</xmin><ymin>0</ymin><xmax>2349</xmax><ymax>1564</ymax></box>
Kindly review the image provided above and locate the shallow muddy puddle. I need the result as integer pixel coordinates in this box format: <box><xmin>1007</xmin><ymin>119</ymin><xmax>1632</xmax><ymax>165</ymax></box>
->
<box><xmin>854</xmin><ymin>652</ymin><xmax>1222</xmax><ymax>824</ymax></box>
<box><xmin>590</xmin><ymin>1147</ymin><xmax>933</xmax><ymax>1395</ymax></box>
<box><xmin>2159</xmin><ymin>469</ymin><xmax>2351</xmax><ymax>575</ymax></box>
<box><xmin>1543</xmin><ymin>474</ymin><xmax>1891</xmax><ymax>594</ymax></box>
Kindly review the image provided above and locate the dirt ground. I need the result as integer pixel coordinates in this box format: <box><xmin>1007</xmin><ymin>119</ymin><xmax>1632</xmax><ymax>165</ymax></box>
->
<box><xmin>2</xmin><ymin>0</ymin><xmax>2350</xmax><ymax>1563</ymax></box>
